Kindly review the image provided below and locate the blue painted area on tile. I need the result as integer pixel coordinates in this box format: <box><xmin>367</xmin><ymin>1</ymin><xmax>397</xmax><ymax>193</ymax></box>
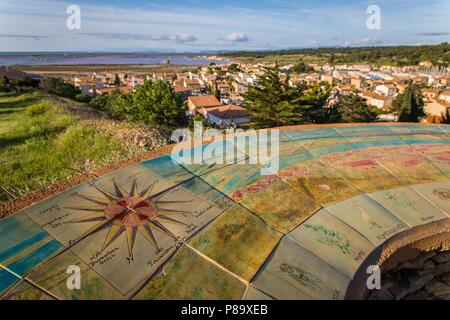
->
<box><xmin>5</xmin><ymin>240</ymin><xmax>62</xmax><ymax>277</ymax></box>
<box><xmin>0</xmin><ymin>214</ymin><xmax>45</xmax><ymax>253</ymax></box>
<box><xmin>0</xmin><ymin>268</ymin><xmax>19</xmax><ymax>295</ymax></box>
<box><xmin>140</xmin><ymin>155</ymin><xmax>193</xmax><ymax>183</ymax></box>
<box><xmin>0</xmin><ymin>231</ymin><xmax>48</xmax><ymax>263</ymax></box>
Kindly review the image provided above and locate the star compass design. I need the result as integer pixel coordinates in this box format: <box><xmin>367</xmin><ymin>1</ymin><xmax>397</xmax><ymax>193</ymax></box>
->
<box><xmin>64</xmin><ymin>178</ymin><xmax>194</xmax><ymax>262</ymax></box>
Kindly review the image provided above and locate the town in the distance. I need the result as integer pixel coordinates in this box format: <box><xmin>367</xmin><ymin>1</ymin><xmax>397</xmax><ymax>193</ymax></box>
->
<box><xmin>1</xmin><ymin>47</ymin><xmax>450</xmax><ymax>129</ymax></box>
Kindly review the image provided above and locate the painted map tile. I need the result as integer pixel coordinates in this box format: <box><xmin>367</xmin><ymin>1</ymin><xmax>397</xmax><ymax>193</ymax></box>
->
<box><xmin>439</xmin><ymin>125</ymin><xmax>450</xmax><ymax>136</ymax></box>
<box><xmin>202</xmin><ymin>163</ymin><xmax>263</xmax><ymax>196</ymax></box>
<box><xmin>177</xmin><ymin>177</ymin><xmax>234</xmax><ymax>211</ymax></box>
<box><xmin>139</xmin><ymin>156</ymin><xmax>194</xmax><ymax>184</ymax></box>
<box><xmin>315</xmin><ymin>147</ymin><xmax>406</xmax><ymax>193</ymax></box>
<box><xmin>335</xmin><ymin>125</ymin><xmax>394</xmax><ymax>138</ymax></box>
<box><xmin>144</xmin><ymin>184</ymin><xmax>224</xmax><ymax>241</ymax></box>
<box><xmin>326</xmin><ymin>194</ymin><xmax>410</xmax><ymax>246</ymax></box>
<box><xmin>1</xmin><ymin>281</ymin><xmax>54</xmax><ymax>300</ymax></box>
<box><xmin>336</xmin><ymin>126</ymin><xmax>449</xmax><ymax>183</ymax></box>
<box><xmin>288</xmin><ymin>209</ymin><xmax>374</xmax><ymax>279</ymax></box>
<box><xmin>70</xmin><ymin>222</ymin><xmax>178</xmax><ymax>295</ymax></box>
<box><xmin>27</xmin><ymin>249</ymin><xmax>124</xmax><ymax>300</ymax></box>
<box><xmin>412</xmin><ymin>180</ymin><xmax>450</xmax><ymax>216</ymax></box>
<box><xmin>302</xmin><ymin>136</ymin><xmax>355</xmax><ymax>159</ymax></box>
<box><xmin>369</xmin><ymin>145</ymin><xmax>446</xmax><ymax>184</ymax></box>
<box><xmin>25</xmin><ymin>165</ymin><xmax>174</xmax><ymax>247</ymax></box>
<box><xmin>189</xmin><ymin>204</ymin><xmax>282</xmax><ymax>281</ymax></box>
<box><xmin>235</xmin><ymin>178</ymin><xmax>321</xmax><ymax>233</ymax></box>
<box><xmin>0</xmin><ymin>266</ymin><xmax>20</xmax><ymax>297</ymax></box>
<box><xmin>280</xmin><ymin>129</ymin><xmax>350</xmax><ymax>158</ymax></box>
<box><xmin>368</xmin><ymin>185</ymin><xmax>448</xmax><ymax>227</ymax></box>
<box><xmin>246</xmin><ymin>133</ymin><xmax>313</xmax><ymax>173</ymax></box>
<box><xmin>253</xmin><ymin>237</ymin><xmax>350</xmax><ymax>300</ymax></box>
<box><xmin>134</xmin><ymin>246</ymin><xmax>246</xmax><ymax>300</ymax></box>
<box><xmin>388</xmin><ymin>125</ymin><xmax>449</xmax><ymax>136</ymax></box>
<box><xmin>409</xmin><ymin>144</ymin><xmax>450</xmax><ymax>178</ymax></box>
<box><xmin>173</xmin><ymin>140</ymin><xmax>248</xmax><ymax>176</ymax></box>
<box><xmin>0</xmin><ymin>212</ymin><xmax>63</xmax><ymax>278</ymax></box>
<box><xmin>386</xmin><ymin>125</ymin><xmax>450</xmax><ymax>147</ymax></box>
<box><xmin>242</xmin><ymin>286</ymin><xmax>274</xmax><ymax>300</ymax></box>
<box><xmin>282</xmin><ymin>128</ymin><xmax>339</xmax><ymax>142</ymax></box>
<box><xmin>279</xmin><ymin>158</ymin><xmax>362</xmax><ymax>206</ymax></box>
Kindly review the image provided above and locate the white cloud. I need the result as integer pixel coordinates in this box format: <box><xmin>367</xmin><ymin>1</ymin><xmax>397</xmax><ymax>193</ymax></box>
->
<box><xmin>172</xmin><ymin>33</ymin><xmax>197</xmax><ymax>43</ymax></box>
<box><xmin>226</xmin><ymin>32</ymin><xmax>250</xmax><ymax>43</ymax></box>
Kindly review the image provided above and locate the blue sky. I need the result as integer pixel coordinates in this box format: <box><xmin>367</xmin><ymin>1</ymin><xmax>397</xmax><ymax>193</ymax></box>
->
<box><xmin>0</xmin><ymin>0</ymin><xmax>449</xmax><ymax>52</ymax></box>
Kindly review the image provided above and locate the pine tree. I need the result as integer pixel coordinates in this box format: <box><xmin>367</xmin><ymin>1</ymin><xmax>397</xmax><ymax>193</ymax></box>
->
<box><xmin>243</xmin><ymin>64</ymin><xmax>305</xmax><ymax>128</ymax></box>
<box><xmin>335</xmin><ymin>93</ymin><xmax>378</xmax><ymax>123</ymax></box>
<box><xmin>114</xmin><ymin>74</ymin><xmax>121</xmax><ymax>87</ymax></box>
<box><xmin>214</xmin><ymin>82</ymin><xmax>221</xmax><ymax>101</ymax></box>
<box><xmin>391</xmin><ymin>84</ymin><xmax>426</xmax><ymax>122</ymax></box>
<box><xmin>293</xmin><ymin>82</ymin><xmax>332</xmax><ymax>123</ymax></box>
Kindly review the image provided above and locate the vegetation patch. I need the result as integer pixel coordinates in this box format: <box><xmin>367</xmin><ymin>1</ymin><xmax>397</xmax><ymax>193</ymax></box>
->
<box><xmin>0</xmin><ymin>92</ymin><xmax>158</xmax><ymax>202</ymax></box>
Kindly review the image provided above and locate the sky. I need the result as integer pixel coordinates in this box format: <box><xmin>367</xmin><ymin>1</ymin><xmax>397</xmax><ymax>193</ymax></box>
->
<box><xmin>0</xmin><ymin>0</ymin><xmax>449</xmax><ymax>52</ymax></box>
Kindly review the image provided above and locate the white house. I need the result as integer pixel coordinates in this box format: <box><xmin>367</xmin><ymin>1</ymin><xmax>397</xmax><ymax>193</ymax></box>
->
<box><xmin>438</xmin><ymin>91</ymin><xmax>450</xmax><ymax>104</ymax></box>
<box><xmin>361</xmin><ymin>91</ymin><xmax>393</xmax><ymax>110</ymax></box>
<box><xmin>375</xmin><ymin>83</ymin><xmax>398</xmax><ymax>97</ymax></box>
<box><xmin>204</xmin><ymin>105</ymin><xmax>250</xmax><ymax>127</ymax></box>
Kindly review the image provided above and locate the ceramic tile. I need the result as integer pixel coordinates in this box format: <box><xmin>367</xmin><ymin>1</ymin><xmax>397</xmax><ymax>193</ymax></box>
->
<box><xmin>253</xmin><ymin>237</ymin><xmax>350</xmax><ymax>300</ymax></box>
<box><xmin>288</xmin><ymin>209</ymin><xmax>375</xmax><ymax>279</ymax></box>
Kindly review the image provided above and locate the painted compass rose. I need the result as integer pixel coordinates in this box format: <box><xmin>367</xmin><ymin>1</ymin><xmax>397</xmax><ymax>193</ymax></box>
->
<box><xmin>65</xmin><ymin>178</ymin><xmax>194</xmax><ymax>262</ymax></box>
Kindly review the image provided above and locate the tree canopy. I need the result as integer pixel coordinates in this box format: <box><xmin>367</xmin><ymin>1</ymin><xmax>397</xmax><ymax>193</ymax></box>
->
<box><xmin>243</xmin><ymin>64</ymin><xmax>334</xmax><ymax>128</ymax></box>
<box><xmin>243</xmin><ymin>64</ymin><xmax>305</xmax><ymax>128</ymax></box>
<box><xmin>224</xmin><ymin>43</ymin><xmax>450</xmax><ymax>67</ymax></box>
<box><xmin>291</xmin><ymin>60</ymin><xmax>314</xmax><ymax>74</ymax></box>
<box><xmin>335</xmin><ymin>93</ymin><xmax>378</xmax><ymax>123</ymax></box>
<box><xmin>90</xmin><ymin>80</ymin><xmax>187</xmax><ymax>128</ymax></box>
<box><xmin>391</xmin><ymin>85</ymin><xmax>426</xmax><ymax>122</ymax></box>
<box><xmin>42</xmin><ymin>77</ymin><xmax>80</xmax><ymax>99</ymax></box>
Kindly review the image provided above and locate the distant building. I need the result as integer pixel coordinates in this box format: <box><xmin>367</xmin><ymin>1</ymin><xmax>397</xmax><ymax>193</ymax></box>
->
<box><xmin>321</xmin><ymin>74</ymin><xmax>334</xmax><ymax>86</ymax></box>
<box><xmin>438</xmin><ymin>76</ymin><xmax>450</xmax><ymax>87</ymax></box>
<box><xmin>203</xmin><ymin>105</ymin><xmax>250</xmax><ymax>127</ymax></box>
<box><xmin>375</xmin><ymin>83</ymin><xmax>398</xmax><ymax>97</ymax></box>
<box><xmin>338</xmin><ymin>85</ymin><xmax>354</xmax><ymax>95</ymax></box>
<box><xmin>188</xmin><ymin>95</ymin><xmax>222</xmax><ymax>114</ymax></box>
<box><xmin>421</xmin><ymin>88</ymin><xmax>440</xmax><ymax>102</ymax></box>
<box><xmin>183</xmin><ymin>79</ymin><xmax>202</xmax><ymax>95</ymax></box>
<box><xmin>89</xmin><ymin>86</ymin><xmax>132</xmax><ymax>96</ymax></box>
<box><xmin>172</xmin><ymin>85</ymin><xmax>192</xmax><ymax>100</ymax></box>
<box><xmin>361</xmin><ymin>91</ymin><xmax>393</xmax><ymax>110</ymax></box>
<box><xmin>419</xmin><ymin>61</ymin><xmax>433</xmax><ymax>68</ymax></box>
<box><xmin>350</xmin><ymin>77</ymin><xmax>364</xmax><ymax>91</ymax></box>
<box><xmin>425</xmin><ymin>100</ymin><xmax>450</xmax><ymax>123</ymax></box>
<box><xmin>438</xmin><ymin>91</ymin><xmax>450</xmax><ymax>104</ymax></box>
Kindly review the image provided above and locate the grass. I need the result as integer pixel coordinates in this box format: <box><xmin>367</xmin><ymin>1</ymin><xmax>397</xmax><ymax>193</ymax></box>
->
<box><xmin>0</xmin><ymin>91</ymin><xmax>139</xmax><ymax>202</ymax></box>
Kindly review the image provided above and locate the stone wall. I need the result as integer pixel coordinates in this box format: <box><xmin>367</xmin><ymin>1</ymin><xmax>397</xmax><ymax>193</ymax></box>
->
<box><xmin>368</xmin><ymin>249</ymin><xmax>450</xmax><ymax>300</ymax></box>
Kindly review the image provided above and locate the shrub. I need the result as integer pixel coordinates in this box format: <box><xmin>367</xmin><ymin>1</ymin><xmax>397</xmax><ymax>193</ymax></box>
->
<box><xmin>26</xmin><ymin>102</ymin><xmax>49</xmax><ymax>116</ymax></box>
<box><xmin>75</xmin><ymin>93</ymin><xmax>92</xmax><ymax>103</ymax></box>
<box><xmin>42</xmin><ymin>77</ymin><xmax>80</xmax><ymax>99</ymax></box>
<box><xmin>89</xmin><ymin>94</ymin><xmax>109</xmax><ymax>111</ymax></box>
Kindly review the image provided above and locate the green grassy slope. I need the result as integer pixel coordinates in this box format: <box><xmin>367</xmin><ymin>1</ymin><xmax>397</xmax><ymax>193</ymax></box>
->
<box><xmin>0</xmin><ymin>92</ymin><xmax>138</xmax><ymax>202</ymax></box>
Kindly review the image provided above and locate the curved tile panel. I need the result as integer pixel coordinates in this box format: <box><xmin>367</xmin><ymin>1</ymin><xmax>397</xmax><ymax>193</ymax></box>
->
<box><xmin>1</xmin><ymin>124</ymin><xmax>449</xmax><ymax>300</ymax></box>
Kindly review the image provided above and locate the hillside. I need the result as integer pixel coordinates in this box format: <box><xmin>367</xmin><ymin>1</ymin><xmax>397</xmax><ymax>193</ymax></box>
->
<box><xmin>0</xmin><ymin>91</ymin><xmax>169</xmax><ymax>204</ymax></box>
